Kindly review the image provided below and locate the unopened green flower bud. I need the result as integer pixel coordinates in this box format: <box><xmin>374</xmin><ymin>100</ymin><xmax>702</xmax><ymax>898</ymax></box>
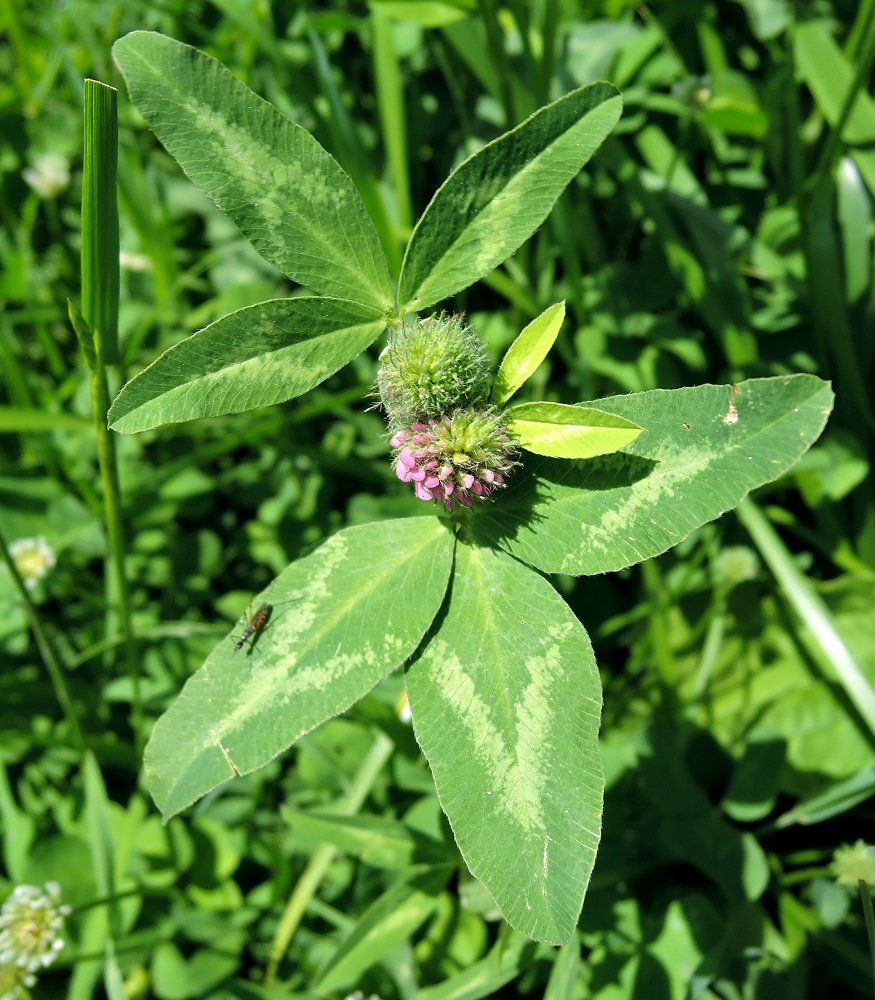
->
<box><xmin>377</xmin><ymin>314</ymin><xmax>491</xmax><ymax>428</ymax></box>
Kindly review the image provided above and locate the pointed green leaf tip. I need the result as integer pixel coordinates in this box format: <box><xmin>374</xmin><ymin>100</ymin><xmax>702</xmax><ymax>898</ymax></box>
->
<box><xmin>492</xmin><ymin>301</ymin><xmax>565</xmax><ymax>407</ymax></box>
<box><xmin>506</xmin><ymin>402</ymin><xmax>643</xmax><ymax>459</ymax></box>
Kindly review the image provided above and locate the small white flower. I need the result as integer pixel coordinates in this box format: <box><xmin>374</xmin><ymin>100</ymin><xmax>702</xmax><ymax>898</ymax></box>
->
<box><xmin>119</xmin><ymin>250</ymin><xmax>150</xmax><ymax>272</ymax></box>
<box><xmin>0</xmin><ymin>882</ymin><xmax>70</xmax><ymax>977</ymax></box>
<box><xmin>8</xmin><ymin>537</ymin><xmax>56</xmax><ymax>589</ymax></box>
<box><xmin>22</xmin><ymin>154</ymin><xmax>70</xmax><ymax>199</ymax></box>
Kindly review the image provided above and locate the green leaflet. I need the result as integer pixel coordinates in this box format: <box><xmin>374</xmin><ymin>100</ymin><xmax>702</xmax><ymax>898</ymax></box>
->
<box><xmin>407</xmin><ymin>541</ymin><xmax>603</xmax><ymax>945</ymax></box>
<box><xmin>113</xmin><ymin>32</ymin><xmax>395</xmax><ymax>311</ymax></box>
<box><xmin>794</xmin><ymin>19</ymin><xmax>875</xmax><ymax>197</ymax></box>
<box><xmin>506</xmin><ymin>401</ymin><xmax>643</xmax><ymax>458</ymax></box>
<box><xmin>492</xmin><ymin>301</ymin><xmax>565</xmax><ymax>407</ymax></box>
<box><xmin>108</xmin><ymin>297</ymin><xmax>387</xmax><ymax>433</ymax></box>
<box><xmin>397</xmin><ymin>82</ymin><xmax>622</xmax><ymax>311</ymax></box>
<box><xmin>317</xmin><ymin>868</ymin><xmax>450</xmax><ymax>990</ymax></box>
<box><xmin>144</xmin><ymin>518</ymin><xmax>454</xmax><ymax>818</ymax></box>
<box><xmin>475</xmin><ymin>375</ymin><xmax>834</xmax><ymax>575</ymax></box>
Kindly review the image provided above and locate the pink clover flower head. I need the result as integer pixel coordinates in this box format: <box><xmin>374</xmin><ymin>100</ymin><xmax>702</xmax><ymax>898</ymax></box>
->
<box><xmin>389</xmin><ymin>408</ymin><xmax>517</xmax><ymax>512</ymax></box>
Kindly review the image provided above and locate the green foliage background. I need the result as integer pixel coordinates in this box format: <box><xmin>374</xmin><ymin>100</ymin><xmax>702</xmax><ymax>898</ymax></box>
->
<box><xmin>0</xmin><ymin>0</ymin><xmax>873</xmax><ymax>997</ymax></box>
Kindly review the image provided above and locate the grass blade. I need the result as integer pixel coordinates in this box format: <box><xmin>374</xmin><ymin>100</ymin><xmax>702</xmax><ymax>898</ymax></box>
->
<box><xmin>737</xmin><ymin>498</ymin><xmax>875</xmax><ymax>741</ymax></box>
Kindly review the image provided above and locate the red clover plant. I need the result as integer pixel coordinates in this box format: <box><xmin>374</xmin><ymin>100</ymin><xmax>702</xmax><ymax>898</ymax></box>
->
<box><xmin>110</xmin><ymin>32</ymin><xmax>832</xmax><ymax>944</ymax></box>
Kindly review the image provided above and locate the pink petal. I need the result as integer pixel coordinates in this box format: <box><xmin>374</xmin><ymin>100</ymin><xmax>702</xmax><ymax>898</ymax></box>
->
<box><xmin>409</xmin><ymin>466</ymin><xmax>426</xmax><ymax>482</ymax></box>
<box><xmin>395</xmin><ymin>457</ymin><xmax>413</xmax><ymax>482</ymax></box>
<box><xmin>414</xmin><ymin>481</ymin><xmax>433</xmax><ymax>501</ymax></box>
<box><xmin>438</xmin><ymin>464</ymin><xmax>454</xmax><ymax>479</ymax></box>
<box><xmin>470</xmin><ymin>480</ymin><xmax>483</xmax><ymax>495</ymax></box>
<box><xmin>389</xmin><ymin>431</ymin><xmax>406</xmax><ymax>448</ymax></box>
<box><xmin>480</xmin><ymin>469</ymin><xmax>495</xmax><ymax>484</ymax></box>
<box><xmin>423</xmin><ymin>475</ymin><xmax>440</xmax><ymax>489</ymax></box>
<box><xmin>461</xmin><ymin>474</ymin><xmax>475</xmax><ymax>489</ymax></box>
<box><xmin>411</xmin><ymin>422</ymin><xmax>428</xmax><ymax>431</ymax></box>
<box><xmin>442</xmin><ymin>481</ymin><xmax>454</xmax><ymax>496</ymax></box>
<box><xmin>399</xmin><ymin>448</ymin><xmax>417</xmax><ymax>469</ymax></box>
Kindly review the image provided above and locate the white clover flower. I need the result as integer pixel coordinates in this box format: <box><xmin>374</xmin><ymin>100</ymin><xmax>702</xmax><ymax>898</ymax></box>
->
<box><xmin>22</xmin><ymin>154</ymin><xmax>70</xmax><ymax>199</ymax></box>
<box><xmin>119</xmin><ymin>250</ymin><xmax>151</xmax><ymax>272</ymax></box>
<box><xmin>8</xmin><ymin>537</ymin><xmax>56</xmax><ymax>589</ymax></box>
<box><xmin>0</xmin><ymin>881</ymin><xmax>70</xmax><ymax>978</ymax></box>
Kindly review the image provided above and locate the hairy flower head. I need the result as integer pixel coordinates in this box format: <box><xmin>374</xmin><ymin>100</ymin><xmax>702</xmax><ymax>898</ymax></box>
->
<box><xmin>390</xmin><ymin>408</ymin><xmax>516</xmax><ymax>512</ymax></box>
<box><xmin>377</xmin><ymin>314</ymin><xmax>491</xmax><ymax>428</ymax></box>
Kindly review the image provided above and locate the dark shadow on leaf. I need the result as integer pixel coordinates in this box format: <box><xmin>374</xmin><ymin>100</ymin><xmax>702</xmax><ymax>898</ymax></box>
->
<box><xmin>528</xmin><ymin>450</ymin><xmax>659</xmax><ymax>490</ymax></box>
<box><xmin>468</xmin><ymin>450</ymin><xmax>658</xmax><ymax>550</ymax></box>
<box><xmin>464</xmin><ymin>463</ymin><xmax>548</xmax><ymax>549</ymax></box>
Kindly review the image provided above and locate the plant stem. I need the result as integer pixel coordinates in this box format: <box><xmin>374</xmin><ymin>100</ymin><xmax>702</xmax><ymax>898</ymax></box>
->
<box><xmin>263</xmin><ymin>730</ymin><xmax>395</xmax><ymax>985</ymax></box>
<box><xmin>541</xmin><ymin>0</ymin><xmax>558</xmax><ymax>105</ymax></box>
<box><xmin>859</xmin><ymin>880</ymin><xmax>875</xmax><ymax>1000</ymax></box>
<box><xmin>477</xmin><ymin>0</ymin><xmax>515</xmax><ymax>125</ymax></box>
<box><xmin>0</xmin><ymin>527</ymin><xmax>84</xmax><ymax>750</ymax></box>
<box><xmin>92</xmin><ymin>332</ymin><xmax>142</xmax><ymax>754</ymax></box>
<box><xmin>81</xmin><ymin>80</ymin><xmax>142</xmax><ymax>754</ymax></box>
<box><xmin>813</xmin><ymin>7</ymin><xmax>875</xmax><ymax>185</ymax></box>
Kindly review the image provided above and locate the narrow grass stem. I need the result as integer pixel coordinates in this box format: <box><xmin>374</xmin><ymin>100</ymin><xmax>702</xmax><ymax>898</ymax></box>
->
<box><xmin>0</xmin><ymin>526</ymin><xmax>84</xmax><ymax>750</ymax></box>
<box><xmin>541</xmin><ymin>0</ymin><xmax>559</xmax><ymax>105</ymax></box>
<box><xmin>91</xmin><ymin>342</ymin><xmax>143</xmax><ymax>755</ymax></box>
<box><xmin>641</xmin><ymin>560</ymin><xmax>675</xmax><ymax>686</ymax></box>
<box><xmin>0</xmin><ymin>0</ymin><xmax>33</xmax><ymax>100</ymax></box>
<box><xmin>263</xmin><ymin>730</ymin><xmax>395</xmax><ymax>985</ymax></box>
<box><xmin>477</xmin><ymin>0</ymin><xmax>515</xmax><ymax>125</ymax></box>
<box><xmin>813</xmin><ymin>8</ymin><xmax>875</xmax><ymax>187</ymax></box>
<box><xmin>372</xmin><ymin>5</ymin><xmax>412</xmax><ymax>238</ymax></box>
<box><xmin>846</xmin><ymin>0</ymin><xmax>875</xmax><ymax>59</ymax></box>
<box><xmin>737</xmin><ymin>497</ymin><xmax>875</xmax><ymax>741</ymax></box>
<box><xmin>859</xmin><ymin>880</ymin><xmax>875</xmax><ymax>1000</ymax></box>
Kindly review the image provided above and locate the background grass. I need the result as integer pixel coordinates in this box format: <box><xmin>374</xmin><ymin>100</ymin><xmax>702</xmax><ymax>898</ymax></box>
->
<box><xmin>1</xmin><ymin>0</ymin><xmax>874</xmax><ymax>996</ymax></box>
